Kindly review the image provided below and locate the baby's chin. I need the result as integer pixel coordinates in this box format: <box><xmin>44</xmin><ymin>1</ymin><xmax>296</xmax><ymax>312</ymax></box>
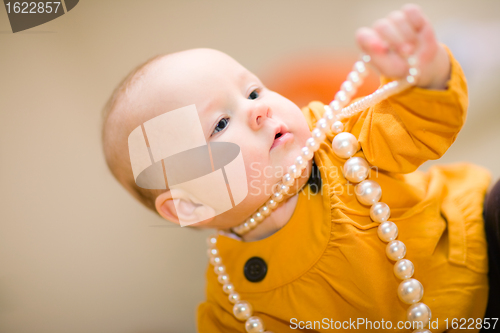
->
<box><xmin>271</xmin><ymin>134</ymin><xmax>305</xmax><ymax>171</ymax></box>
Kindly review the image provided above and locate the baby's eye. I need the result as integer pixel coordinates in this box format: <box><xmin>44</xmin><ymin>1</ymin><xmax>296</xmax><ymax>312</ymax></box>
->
<box><xmin>211</xmin><ymin>117</ymin><xmax>230</xmax><ymax>136</ymax></box>
<box><xmin>248</xmin><ymin>89</ymin><xmax>259</xmax><ymax>100</ymax></box>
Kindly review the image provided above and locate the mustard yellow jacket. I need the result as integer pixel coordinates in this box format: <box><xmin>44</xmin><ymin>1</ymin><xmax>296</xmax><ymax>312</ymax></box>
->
<box><xmin>197</xmin><ymin>47</ymin><xmax>491</xmax><ymax>332</ymax></box>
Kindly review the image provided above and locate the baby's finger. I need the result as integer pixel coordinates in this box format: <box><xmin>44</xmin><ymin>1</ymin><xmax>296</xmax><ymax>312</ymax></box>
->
<box><xmin>402</xmin><ymin>4</ymin><xmax>426</xmax><ymax>32</ymax></box>
<box><xmin>388</xmin><ymin>10</ymin><xmax>418</xmax><ymax>55</ymax></box>
<box><xmin>373</xmin><ymin>18</ymin><xmax>406</xmax><ymax>54</ymax></box>
<box><xmin>356</xmin><ymin>27</ymin><xmax>389</xmax><ymax>55</ymax></box>
<box><xmin>368</xmin><ymin>50</ymin><xmax>409</xmax><ymax>79</ymax></box>
<box><xmin>356</xmin><ymin>27</ymin><xmax>408</xmax><ymax>78</ymax></box>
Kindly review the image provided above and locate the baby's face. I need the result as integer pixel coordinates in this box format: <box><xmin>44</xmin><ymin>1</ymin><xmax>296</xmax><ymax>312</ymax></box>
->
<box><xmin>140</xmin><ymin>49</ymin><xmax>312</xmax><ymax>228</ymax></box>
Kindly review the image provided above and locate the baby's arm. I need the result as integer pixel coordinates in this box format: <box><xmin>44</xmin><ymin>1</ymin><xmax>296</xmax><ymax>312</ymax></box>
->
<box><xmin>343</xmin><ymin>4</ymin><xmax>467</xmax><ymax>173</ymax></box>
<box><xmin>356</xmin><ymin>4</ymin><xmax>450</xmax><ymax>90</ymax></box>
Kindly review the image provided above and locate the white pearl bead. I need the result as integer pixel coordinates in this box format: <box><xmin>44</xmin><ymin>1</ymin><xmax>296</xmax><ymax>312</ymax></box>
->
<box><xmin>355</xmin><ymin>180</ymin><xmax>382</xmax><ymax>206</ymax></box>
<box><xmin>253</xmin><ymin>212</ymin><xmax>264</xmax><ymax>222</ymax></box>
<box><xmin>248</xmin><ymin>218</ymin><xmax>258</xmax><ymax>228</ymax></box>
<box><xmin>386</xmin><ymin>240</ymin><xmax>406</xmax><ymax>261</ymax></box>
<box><xmin>331</xmin><ymin>120</ymin><xmax>344</xmax><ymax>134</ymax></box>
<box><xmin>273</xmin><ymin>191</ymin><xmax>284</xmax><ymax>203</ymax></box>
<box><xmin>311</xmin><ymin>128</ymin><xmax>326</xmax><ymax>142</ymax></box>
<box><xmin>267</xmin><ymin>199</ymin><xmax>277</xmax><ymax>209</ymax></box>
<box><xmin>207</xmin><ymin>248</ymin><xmax>218</xmax><ymax>257</ymax></box>
<box><xmin>329</xmin><ymin>100</ymin><xmax>342</xmax><ymax>115</ymax></box>
<box><xmin>210</xmin><ymin>256</ymin><xmax>222</xmax><ymax>266</ymax></box>
<box><xmin>378</xmin><ymin>221</ymin><xmax>398</xmax><ymax>242</ymax></box>
<box><xmin>295</xmin><ymin>155</ymin><xmax>306</xmax><ymax>171</ymax></box>
<box><xmin>239</xmin><ymin>222</ymin><xmax>251</xmax><ymax>234</ymax></box>
<box><xmin>222</xmin><ymin>282</ymin><xmax>234</xmax><ymax>294</ymax></box>
<box><xmin>218</xmin><ymin>274</ymin><xmax>229</xmax><ymax>284</ymax></box>
<box><xmin>229</xmin><ymin>292</ymin><xmax>241</xmax><ymax>304</ymax></box>
<box><xmin>281</xmin><ymin>173</ymin><xmax>295</xmax><ymax>186</ymax></box>
<box><xmin>347</xmin><ymin>71</ymin><xmax>361</xmax><ymax>87</ymax></box>
<box><xmin>232</xmin><ymin>224</ymin><xmax>244</xmax><ymax>234</ymax></box>
<box><xmin>214</xmin><ymin>264</ymin><xmax>226</xmax><ymax>275</ymax></box>
<box><xmin>398</xmin><ymin>278</ymin><xmax>424</xmax><ymax>304</ymax></box>
<box><xmin>343</xmin><ymin>157</ymin><xmax>369</xmax><ymax>183</ymax></box>
<box><xmin>306</xmin><ymin>137</ymin><xmax>320</xmax><ymax>152</ymax></box>
<box><xmin>412</xmin><ymin>329</ymin><xmax>432</xmax><ymax>333</ymax></box>
<box><xmin>407</xmin><ymin>75</ymin><xmax>416</xmax><ymax>84</ymax></box>
<box><xmin>408</xmin><ymin>55</ymin><xmax>418</xmax><ymax>67</ymax></box>
<box><xmin>323</xmin><ymin>109</ymin><xmax>336</xmax><ymax>126</ymax></box>
<box><xmin>259</xmin><ymin>205</ymin><xmax>271</xmax><ymax>217</ymax></box>
<box><xmin>341</xmin><ymin>80</ymin><xmax>356</xmax><ymax>97</ymax></box>
<box><xmin>353</xmin><ymin>61</ymin><xmax>368</xmax><ymax>78</ymax></box>
<box><xmin>279</xmin><ymin>184</ymin><xmax>290</xmax><ymax>194</ymax></box>
<box><xmin>233</xmin><ymin>301</ymin><xmax>253</xmax><ymax>321</ymax></box>
<box><xmin>301</xmin><ymin>146</ymin><xmax>314</xmax><ymax>160</ymax></box>
<box><xmin>245</xmin><ymin>316</ymin><xmax>265</xmax><ymax>333</ymax></box>
<box><xmin>394</xmin><ymin>259</ymin><xmax>414</xmax><ymax>280</ymax></box>
<box><xmin>370</xmin><ymin>202</ymin><xmax>391</xmax><ymax>223</ymax></box>
<box><xmin>288</xmin><ymin>164</ymin><xmax>300</xmax><ymax>178</ymax></box>
<box><xmin>206</xmin><ymin>235</ymin><xmax>217</xmax><ymax>247</ymax></box>
<box><xmin>334</xmin><ymin>90</ymin><xmax>348</xmax><ymax>106</ymax></box>
<box><xmin>331</xmin><ymin>132</ymin><xmax>359</xmax><ymax>159</ymax></box>
<box><xmin>316</xmin><ymin>118</ymin><xmax>329</xmax><ymax>133</ymax></box>
<box><xmin>407</xmin><ymin>303</ymin><xmax>431</xmax><ymax>328</ymax></box>
<box><xmin>409</xmin><ymin>67</ymin><xmax>419</xmax><ymax>76</ymax></box>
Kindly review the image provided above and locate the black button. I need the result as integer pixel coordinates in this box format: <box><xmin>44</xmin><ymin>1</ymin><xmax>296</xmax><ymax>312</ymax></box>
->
<box><xmin>244</xmin><ymin>257</ymin><xmax>267</xmax><ymax>282</ymax></box>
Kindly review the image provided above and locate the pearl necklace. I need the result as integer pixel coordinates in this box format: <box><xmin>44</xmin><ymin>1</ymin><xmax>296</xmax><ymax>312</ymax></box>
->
<box><xmin>207</xmin><ymin>55</ymin><xmax>433</xmax><ymax>333</ymax></box>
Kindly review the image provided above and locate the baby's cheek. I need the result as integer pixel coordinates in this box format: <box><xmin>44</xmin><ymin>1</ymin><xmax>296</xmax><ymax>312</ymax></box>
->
<box><xmin>244</xmin><ymin>155</ymin><xmax>282</xmax><ymax>188</ymax></box>
<box><xmin>294</xmin><ymin>114</ymin><xmax>313</xmax><ymax>142</ymax></box>
<box><xmin>245</xmin><ymin>163</ymin><xmax>274</xmax><ymax>200</ymax></box>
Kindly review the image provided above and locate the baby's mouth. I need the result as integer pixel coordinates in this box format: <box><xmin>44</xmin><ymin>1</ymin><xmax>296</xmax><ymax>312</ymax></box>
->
<box><xmin>270</xmin><ymin>125</ymin><xmax>292</xmax><ymax>150</ymax></box>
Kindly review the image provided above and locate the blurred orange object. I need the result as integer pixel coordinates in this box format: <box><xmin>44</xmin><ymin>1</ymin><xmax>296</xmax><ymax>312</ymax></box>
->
<box><xmin>259</xmin><ymin>51</ymin><xmax>380</xmax><ymax>109</ymax></box>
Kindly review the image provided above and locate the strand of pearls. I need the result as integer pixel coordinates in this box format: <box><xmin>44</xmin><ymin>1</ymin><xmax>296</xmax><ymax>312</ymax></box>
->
<box><xmin>210</xmin><ymin>55</ymin><xmax>432</xmax><ymax>332</ymax></box>
<box><xmin>231</xmin><ymin>55</ymin><xmax>418</xmax><ymax>236</ymax></box>
<box><xmin>207</xmin><ymin>235</ymin><xmax>273</xmax><ymax>333</ymax></box>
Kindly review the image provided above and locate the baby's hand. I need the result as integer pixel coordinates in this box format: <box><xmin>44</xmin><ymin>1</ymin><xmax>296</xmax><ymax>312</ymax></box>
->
<box><xmin>356</xmin><ymin>4</ymin><xmax>450</xmax><ymax>90</ymax></box>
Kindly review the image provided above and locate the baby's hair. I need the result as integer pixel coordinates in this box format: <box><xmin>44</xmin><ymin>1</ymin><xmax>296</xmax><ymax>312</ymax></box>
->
<box><xmin>101</xmin><ymin>53</ymin><xmax>167</xmax><ymax>216</ymax></box>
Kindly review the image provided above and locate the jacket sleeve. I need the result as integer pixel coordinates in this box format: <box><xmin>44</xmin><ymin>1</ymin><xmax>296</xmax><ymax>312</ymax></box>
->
<box><xmin>345</xmin><ymin>45</ymin><xmax>468</xmax><ymax>173</ymax></box>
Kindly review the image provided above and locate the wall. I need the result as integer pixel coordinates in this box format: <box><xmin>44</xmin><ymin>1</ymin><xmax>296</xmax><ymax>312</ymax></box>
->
<box><xmin>1</xmin><ymin>1</ymin><xmax>499</xmax><ymax>332</ymax></box>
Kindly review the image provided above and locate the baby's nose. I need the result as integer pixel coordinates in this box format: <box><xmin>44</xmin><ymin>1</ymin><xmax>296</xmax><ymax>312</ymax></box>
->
<box><xmin>249</xmin><ymin>102</ymin><xmax>272</xmax><ymax>129</ymax></box>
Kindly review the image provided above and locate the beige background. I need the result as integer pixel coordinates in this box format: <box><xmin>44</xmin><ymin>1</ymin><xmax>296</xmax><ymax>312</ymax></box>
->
<box><xmin>1</xmin><ymin>1</ymin><xmax>500</xmax><ymax>332</ymax></box>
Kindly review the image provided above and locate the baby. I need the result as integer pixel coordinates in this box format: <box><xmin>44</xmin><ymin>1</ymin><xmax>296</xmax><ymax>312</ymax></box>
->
<box><xmin>102</xmin><ymin>4</ymin><xmax>499</xmax><ymax>332</ymax></box>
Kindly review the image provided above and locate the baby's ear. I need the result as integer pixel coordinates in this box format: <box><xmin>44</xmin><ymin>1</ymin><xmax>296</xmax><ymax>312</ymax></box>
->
<box><xmin>155</xmin><ymin>189</ymin><xmax>215</xmax><ymax>227</ymax></box>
